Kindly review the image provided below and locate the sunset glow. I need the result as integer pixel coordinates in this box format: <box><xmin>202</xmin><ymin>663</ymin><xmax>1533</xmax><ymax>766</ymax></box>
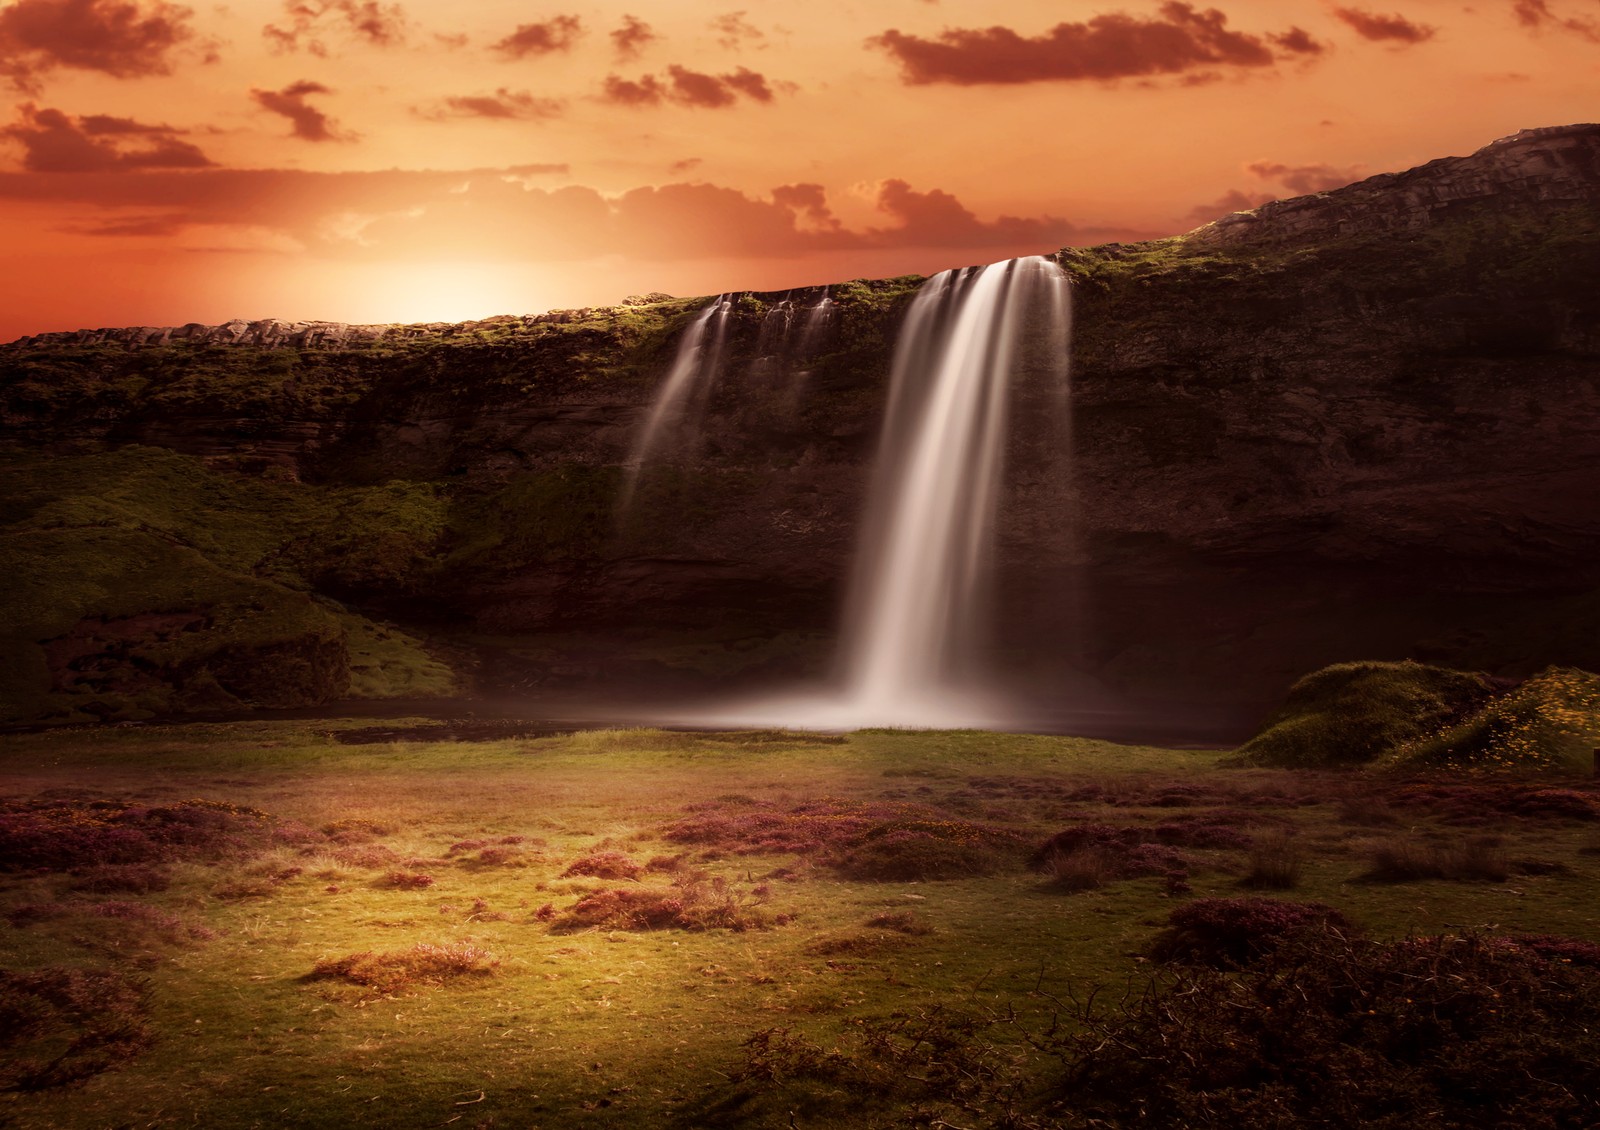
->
<box><xmin>1</xmin><ymin>0</ymin><xmax>1597</xmax><ymax>339</ymax></box>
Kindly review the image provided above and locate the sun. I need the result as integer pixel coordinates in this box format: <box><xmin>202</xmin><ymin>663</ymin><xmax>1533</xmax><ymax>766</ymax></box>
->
<box><xmin>362</xmin><ymin>261</ymin><xmax>559</xmax><ymax>325</ymax></box>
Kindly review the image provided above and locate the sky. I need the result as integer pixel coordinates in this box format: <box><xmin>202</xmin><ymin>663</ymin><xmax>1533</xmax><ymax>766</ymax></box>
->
<box><xmin>0</xmin><ymin>0</ymin><xmax>1596</xmax><ymax>339</ymax></box>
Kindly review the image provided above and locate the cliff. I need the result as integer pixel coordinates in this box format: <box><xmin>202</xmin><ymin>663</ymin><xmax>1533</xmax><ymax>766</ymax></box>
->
<box><xmin>3</xmin><ymin>125</ymin><xmax>1599</xmax><ymax>729</ymax></box>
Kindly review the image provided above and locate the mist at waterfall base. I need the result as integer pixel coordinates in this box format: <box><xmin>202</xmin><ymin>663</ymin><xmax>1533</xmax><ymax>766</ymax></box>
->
<box><xmin>646</xmin><ymin>256</ymin><xmax>1099</xmax><ymax>731</ymax></box>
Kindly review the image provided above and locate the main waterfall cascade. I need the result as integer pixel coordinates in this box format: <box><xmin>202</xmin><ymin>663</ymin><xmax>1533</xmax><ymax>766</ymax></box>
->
<box><xmin>684</xmin><ymin>255</ymin><xmax>1073</xmax><ymax>729</ymax></box>
<box><xmin>833</xmin><ymin>256</ymin><xmax>1071</xmax><ymax>725</ymax></box>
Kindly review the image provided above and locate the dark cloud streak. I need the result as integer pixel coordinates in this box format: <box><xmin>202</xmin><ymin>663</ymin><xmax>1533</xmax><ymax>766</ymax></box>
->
<box><xmin>600</xmin><ymin>64</ymin><xmax>776</xmax><ymax>108</ymax></box>
<box><xmin>250</xmin><ymin>80</ymin><xmax>353</xmax><ymax>142</ymax></box>
<box><xmin>2</xmin><ymin>103</ymin><xmax>214</xmax><ymax>172</ymax></box>
<box><xmin>1329</xmin><ymin>7</ymin><xmax>1436</xmax><ymax>44</ymax></box>
<box><xmin>492</xmin><ymin>15</ymin><xmax>582</xmax><ymax>59</ymax></box>
<box><xmin>263</xmin><ymin>0</ymin><xmax>408</xmax><ymax>55</ymax></box>
<box><xmin>610</xmin><ymin>14</ymin><xmax>656</xmax><ymax>60</ymax></box>
<box><xmin>0</xmin><ymin>0</ymin><xmax>200</xmax><ymax>93</ymax></box>
<box><xmin>868</xmin><ymin>2</ymin><xmax>1325</xmax><ymax>86</ymax></box>
<box><xmin>1245</xmin><ymin>159</ymin><xmax>1364</xmax><ymax>193</ymax></box>
<box><xmin>1512</xmin><ymin>0</ymin><xmax>1600</xmax><ymax>42</ymax></box>
<box><xmin>414</xmin><ymin>88</ymin><xmax>566</xmax><ymax>121</ymax></box>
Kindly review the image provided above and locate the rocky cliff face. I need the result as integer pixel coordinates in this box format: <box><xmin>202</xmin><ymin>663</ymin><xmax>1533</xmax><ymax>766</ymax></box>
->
<box><xmin>3</xmin><ymin>126</ymin><xmax>1598</xmax><ymax>730</ymax></box>
<box><xmin>1196</xmin><ymin>125</ymin><xmax>1600</xmax><ymax>246</ymax></box>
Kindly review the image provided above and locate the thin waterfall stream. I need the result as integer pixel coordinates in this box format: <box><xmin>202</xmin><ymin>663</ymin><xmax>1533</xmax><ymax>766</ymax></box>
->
<box><xmin>616</xmin><ymin>293</ymin><xmax>732</xmax><ymax>517</ymax></box>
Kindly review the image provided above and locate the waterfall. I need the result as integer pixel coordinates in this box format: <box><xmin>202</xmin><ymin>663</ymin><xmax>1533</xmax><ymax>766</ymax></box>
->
<box><xmin>795</xmin><ymin>289</ymin><xmax>835</xmax><ymax>359</ymax></box>
<box><xmin>835</xmin><ymin>256</ymin><xmax>1069</xmax><ymax>722</ymax></box>
<box><xmin>618</xmin><ymin>294</ymin><xmax>732</xmax><ymax>515</ymax></box>
<box><xmin>700</xmin><ymin>255</ymin><xmax>1072</xmax><ymax>729</ymax></box>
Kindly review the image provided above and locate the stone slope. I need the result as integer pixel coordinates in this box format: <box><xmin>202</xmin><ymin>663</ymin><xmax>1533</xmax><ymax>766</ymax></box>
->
<box><xmin>1195</xmin><ymin>124</ymin><xmax>1600</xmax><ymax>245</ymax></box>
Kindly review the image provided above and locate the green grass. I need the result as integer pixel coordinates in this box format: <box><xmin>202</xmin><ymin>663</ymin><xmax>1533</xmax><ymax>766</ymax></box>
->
<box><xmin>2</xmin><ymin>723</ymin><xmax>1599</xmax><ymax>1127</ymax></box>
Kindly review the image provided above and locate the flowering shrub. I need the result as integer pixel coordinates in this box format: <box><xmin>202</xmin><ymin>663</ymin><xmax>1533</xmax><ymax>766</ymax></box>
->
<box><xmin>383</xmin><ymin>870</ymin><xmax>435</xmax><ymax>889</ymax></box>
<box><xmin>1386</xmin><ymin>781</ymin><xmax>1600</xmax><ymax>824</ymax></box>
<box><xmin>561</xmin><ymin>850</ymin><xmax>642</xmax><ymax>880</ymax></box>
<box><xmin>828</xmin><ymin>820</ymin><xmax>1023</xmax><ymax>881</ymax></box>
<box><xmin>1031</xmin><ymin>823</ymin><xmax>1193</xmax><ymax>891</ymax></box>
<box><xmin>1151</xmin><ymin>897</ymin><xmax>1355</xmax><ymax>968</ymax></box>
<box><xmin>1506</xmin><ymin>933</ymin><xmax>1600</xmax><ymax>967</ymax></box>
<box><xmin>1058</xmin><ymin>931</ymin><xmax>1600</xmax><ymax>1128</ymax></box>
<box><xmin>551</xmin><ymin>877</ymin><xmax>772</xmax><ymax>933</ymax></box>
<box><xmin>664</xmin><ymin>798</ymin><xmax>945</xmax><ymax>857</ymax></box>
<box><xmin>0</xmin><ymin>798</ymin><xmax>272</xmax><ymax>872</ymax></box>
<box><xmin>1391</xmin><ymin>666</ymin><xmax>1600</xmax><ymax>773</ymax></box>
<box><xmin>664</xmin><ymin>798</ymin><xmax>1024</xmax><ymax>881</ymax></box>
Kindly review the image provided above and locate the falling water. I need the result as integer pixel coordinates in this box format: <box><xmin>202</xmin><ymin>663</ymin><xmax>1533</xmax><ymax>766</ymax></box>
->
<box><xmin>795</xmin><ymin>288</ymin><xmax>835</xmax><ymax>358</ymax></box>
<box><xmin>700</xmin><ymin>255</ymin><xmax>1072</xmax><ymax>729</ymax></box>
<box><xmin>617</xmin><ymin>294</ymin><xmax>732</xmax><ymax>515</ymax></box>
<box><xmin>836</xmin><ymin>256</ymin><xmax>1069</xmax><ymax>723</ymax></box>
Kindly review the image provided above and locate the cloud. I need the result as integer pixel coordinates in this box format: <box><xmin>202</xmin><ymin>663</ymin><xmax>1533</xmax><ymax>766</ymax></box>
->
<box><xmin>1270</xmin><ymin>26</ymin><xmax>1327</xmax><ymax>55</ymax></box>
<box><xmin>0</xmin><ymin>164</ymin><xmax>1143</xmax><ymax>262</ymax></box>
<box><xmin>1511</xmin><ymin>0</ymin><xmax>1600</xmax><ymax>41</ymax></box>
<box><xmin>1186</xmin><ymin>188</ymin><xmax>1275</xmax><ymax>223</ymax></box>
<box><xmin>250</xmin><ymin>80</ymin><xmax>353</xmax><ymax>142</ymax></box>
<box><xmin>492</xmin><ymin>15</ymin><xmax>582</xmax><ymax>59</ymax></box>
<box><xmin>610</xmin><ymin>14</ymin><xmax>655</xmax><ymax>60</ymax></box>
<box><xmin>263</xmin><ymin>0</ymin><xmax>407</xmax><ymax>55</ymax></box>
<box><xmin>865</xmin><ymin>179</ymin><xmax>1087</xmax><ymax>248</ymax></box>
<box><xmin>771</xmin><ymin>182</ymin><xmax>840</xmax><ymax>230</ymax></box>
<box><xmin>1328</xmin><ymin>7</ymin><xmax>1436</xmax><ymax>44</ymax></box>
<box><xmin>600</xmin><ymin>64</ymin><xmax>775</xmax><ymax>107</ymax></box>
<box><xmin>2</xmin><ymin>102</ymin><xmax>214</xmax><ymax>171</ymax></box>
<box><xmin>711</xmin><ymin>10</ymin><xmax>764</xmax><ymax>50</ymax></box>
<box><xmin>1184</xmin><ymin>157</ymin><xmax>1367</xmax><ymax>224</ymax></box>
<box><xmin>668</xmin><ymin>156</ymin><xmax>703</xmax><ymax>173</ymax></box>
<box><xmin>0</xmin><ymin>0</ymin><xmax>201</xmax><ymax>93</ymax></box>
<box><xmin>1246</xmin><ymin>159</ymin><xmax>1364</xmax><ymax>193</ymax></box>
<box><xmin>868</xmin><ymin>3</ymin><xmax>1325</xmax><ymax>86</ymax></box>
<box><xmin>414</xmin><ymin>88</ymin><xmax>566</xmax><ymax>121</ymax></box>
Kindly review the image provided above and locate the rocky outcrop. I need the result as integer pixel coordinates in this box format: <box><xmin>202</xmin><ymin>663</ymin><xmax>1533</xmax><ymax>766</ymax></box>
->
<box><xmin>1195</xmin><ymin>124</ymin><xmax>1599</xmax><ymax>246</ymax></box>
<box><xmin>2</xmin><ymin>126</ymin><xmax>1599</xmax><ymax>728</ymax></box>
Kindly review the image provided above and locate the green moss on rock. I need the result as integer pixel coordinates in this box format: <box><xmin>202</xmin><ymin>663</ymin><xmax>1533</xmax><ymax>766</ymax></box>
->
<box><xmin>0</xmin><ymin>447</ymin><xmax>458</xmax><ymax>723</ymax></box>
<box><xmin>1234</xmin><ymin>660</ymin><xmax>1495</xmax><ymax>768</ymax></box>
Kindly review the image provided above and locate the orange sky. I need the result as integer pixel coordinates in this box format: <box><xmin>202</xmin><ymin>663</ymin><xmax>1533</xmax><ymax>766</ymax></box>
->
<box><xmin>0</xmin><ymin>0</ymin><xmax>1596</xmax><ymax>339</ymax></box>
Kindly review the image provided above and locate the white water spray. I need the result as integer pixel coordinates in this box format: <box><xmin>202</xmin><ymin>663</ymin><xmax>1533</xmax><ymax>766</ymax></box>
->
<box><xmin>700</xmin><ymin>255</ymin><xmax>1072</xmax><ymax>729</ymax></box>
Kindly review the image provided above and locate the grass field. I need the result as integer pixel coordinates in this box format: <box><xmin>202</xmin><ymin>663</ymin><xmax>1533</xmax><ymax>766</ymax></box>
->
<box><xmin>3</xmin><ymin>721</ymin><xmax>1600</xmax><ymax>1128</ymax></box>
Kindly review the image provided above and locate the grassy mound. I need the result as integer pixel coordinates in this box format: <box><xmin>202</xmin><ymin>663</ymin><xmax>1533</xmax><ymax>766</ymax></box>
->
<box><xmin>0</xmin><ymin>447</ymin><xmax>456</xmax><ymax>723</ymax></box>
<box><xmin>1234</xmin><ymin>660</ymin><xmax>1494</xmax><ymax>768</ymax></box>
<box><xmin>1387</xmin><ymin>666</ymin><xmax>1600</xmax><ymax>773</ymax></box>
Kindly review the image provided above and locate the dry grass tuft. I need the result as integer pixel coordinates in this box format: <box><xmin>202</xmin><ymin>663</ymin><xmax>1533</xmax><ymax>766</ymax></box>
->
<box><xmin>1363</xmin><ymin>835</ymin><xmax>1511</xmax><ymax>883</ymax></box>
<box><xmin>308</xmin><ymin>942</ymin><xmax>498</xmax><ymax>996</ymax></box>
<box><xmin>1241</xmin><ymin>828</ymin><xmax>1303</xmax><ymax>890</ymax></box>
